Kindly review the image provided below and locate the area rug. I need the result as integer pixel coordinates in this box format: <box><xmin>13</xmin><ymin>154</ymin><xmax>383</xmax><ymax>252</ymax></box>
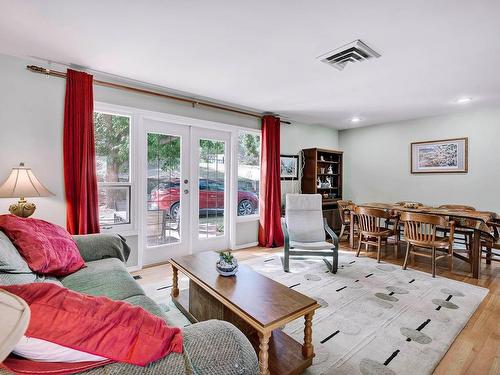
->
<box><xmin>243</xmin><ymin>252</ymin><xmax>488</xmax><ymax>375</ymax></box>
<box><xmin>141</xmin><ymin>252</ymin><xmax>487</xmax><ymax>375</ymax></box>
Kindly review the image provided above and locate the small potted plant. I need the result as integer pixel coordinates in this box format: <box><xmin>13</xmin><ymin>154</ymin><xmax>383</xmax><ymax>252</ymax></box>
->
<box><xmin>216</xmin><ymin>250</ymin><xmax>238</xmax><ymax>276</ymax></box>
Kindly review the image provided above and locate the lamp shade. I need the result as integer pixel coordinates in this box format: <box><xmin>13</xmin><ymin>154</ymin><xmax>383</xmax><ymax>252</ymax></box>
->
<box><xmin>0</xmin><ymin>163</ymin><xmax>54</xmax><ymax>199</ymax></box>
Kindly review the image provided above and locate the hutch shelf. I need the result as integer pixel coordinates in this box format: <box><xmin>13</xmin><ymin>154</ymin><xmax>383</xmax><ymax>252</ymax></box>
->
<box><xmin>301</xmin><ymin>148</ymin><xmax>343</xmax><ymax>231</ymax></box>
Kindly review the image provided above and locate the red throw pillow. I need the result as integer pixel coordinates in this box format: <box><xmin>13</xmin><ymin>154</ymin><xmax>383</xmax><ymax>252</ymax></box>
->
<box><xmin>0</xmin><ymin>284</ymin><xmax>183</xmax><ymax>367</ymax></box>
<box><xmin>0</xmin><ymin>215</ymin><xmax>85</xmax><ymax>276</ymax></box>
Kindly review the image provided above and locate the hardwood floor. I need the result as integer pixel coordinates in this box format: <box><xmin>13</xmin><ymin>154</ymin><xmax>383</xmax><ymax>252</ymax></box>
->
<box><xmin>132</xmin><ymin>241</ymin><xmax>499</xmax><ymax>375</ymax></box>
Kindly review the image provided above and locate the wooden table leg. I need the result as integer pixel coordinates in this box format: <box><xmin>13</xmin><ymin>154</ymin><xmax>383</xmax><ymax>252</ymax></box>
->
<box><xmin>303</xmin><ymin>311</ymin><xmax>315</xmax><ymax>358</ymax></box>
<box><xmin>471</xmin><ymin>229</ymin><xmax>481</xmax><ymax>279</ymax></box>
<box><xmin>349</xmin><ymin>211</ymin><xmax>355</xmax><ymax>249</ymax></box>
<box><xmin>171</xmin><ymin>265</ymin><xmax>179</xmax><ymax>298</ymax></box>
<box><xmin>258</xmin><ymin>331</ymin><xmax>271</xmax><ymax>375</ymax></box>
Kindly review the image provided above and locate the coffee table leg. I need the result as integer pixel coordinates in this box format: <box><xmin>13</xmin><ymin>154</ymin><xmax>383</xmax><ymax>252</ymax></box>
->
<box><xmin>171</xmin><ymin>265</ymin><xmax>179</xmax><ymax>298</ymax></box>
<box><xmin>303</xmin><ymin>311</ymin><xmax>314</xmax><ymax>358</ymax></box>
<box><xmin>258</xmin><ymin>331</ymin><xmax>271</xmax><ymax>375</ymax></box>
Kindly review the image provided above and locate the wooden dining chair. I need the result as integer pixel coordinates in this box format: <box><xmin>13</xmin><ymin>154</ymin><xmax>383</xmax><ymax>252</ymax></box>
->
<box><xmin>400</xmin><ymin>212</ymin><xmax>455</xmax><ymax>277</ymax></box>
<box><xmin>354</xmin><ymin>207</ymin><xmax>399</xmax><ymax>262</ymax></box>
<box><xmin>337</xmin><ymin>200</ymin><xmax>354</xmax><ymax>242</ymax></box>
<box><xmin>482</xmin><ymin>221</ymin><xmax>500</xmax><ymax>264</ymax></box>
<box><xmin>438</xmin><ymin>204</ymin><xmax>476</xmax><ymax>270</ymax></box>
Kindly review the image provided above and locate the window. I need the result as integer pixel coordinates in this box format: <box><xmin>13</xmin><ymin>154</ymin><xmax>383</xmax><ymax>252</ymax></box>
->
<box><xmin>94</xmin><ymin>111</ymin><xmax>132</xmax><ymax>228</ymax></box>
<box><xmin>237</xmin><ymin>131</ymin><xmax>261</xmax><ymax>217</ymax></box>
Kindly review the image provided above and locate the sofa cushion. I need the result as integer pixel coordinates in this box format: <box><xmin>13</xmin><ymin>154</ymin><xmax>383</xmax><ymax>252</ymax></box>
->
<box><xmin>123</xmin><ymin>295</ymin><xmax>167</xmax><ymax>319</ymax></box>
<box><xmin>60</xmin><ymin>258</ymin><xmax>144</xmax><ymax>301</ymax></box>
<box><xmin>0</xmin><ymin>272</ymin><xmax>63</xmax><ymax>287</ymax></box>
<box><xmin>0</xmin><ymin>215</ymin><xmax>85</xmax><ymax>276</ymax></box>
<box><xmin>0</xmin><ymin>231</ymin><xmax>32</xmax><ymax>274</ymax></box>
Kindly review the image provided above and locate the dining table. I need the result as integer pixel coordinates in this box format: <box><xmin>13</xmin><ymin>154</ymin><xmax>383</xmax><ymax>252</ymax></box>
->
<box><xmin>348</xmin><ymin>202</ymin><xmax>498</xmax><ymax>279</ymax></box>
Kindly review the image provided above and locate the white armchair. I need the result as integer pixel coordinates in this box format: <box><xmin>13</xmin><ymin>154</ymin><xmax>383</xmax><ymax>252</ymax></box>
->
<box><xmin>282</xmin><ymin>194</ymin><xmax>339</xmax><ymax>273</ymax></box>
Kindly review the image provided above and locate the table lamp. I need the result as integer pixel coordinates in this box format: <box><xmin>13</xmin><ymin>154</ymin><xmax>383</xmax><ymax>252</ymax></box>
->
<box><xmin>0</xmin><ymin>289</ymin><xmax>30</xmax><ymax>362</ymax></box>
<box><xmin>0</xmin><ymin>162</ymin><xmax>54</xmax><ymax>218</ymax></box>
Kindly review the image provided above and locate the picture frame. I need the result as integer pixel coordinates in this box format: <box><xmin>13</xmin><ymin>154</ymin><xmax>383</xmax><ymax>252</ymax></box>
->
<box><xmin>410</xmin><ymin>137</ymin><xmax>468</xmax><ymax>174</ymax></box>
<box><xmin>280</xmin><ymin>155</ymin><xmax>299</xmax><ymax>180</ymax></box>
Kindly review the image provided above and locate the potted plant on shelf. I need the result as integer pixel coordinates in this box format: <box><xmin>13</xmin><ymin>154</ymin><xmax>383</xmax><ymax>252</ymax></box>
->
<box><xmin>216</xmin><ymin>250</ymin><xmax>238</xmax><ymax>276</ymax></box>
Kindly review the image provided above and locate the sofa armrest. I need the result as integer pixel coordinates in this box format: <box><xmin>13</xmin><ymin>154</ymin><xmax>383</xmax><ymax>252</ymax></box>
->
<box><xmin>183</xmin><ymin>320</ymin><xmax>259</xmax><ymax>375</ymax></box>
<box><xmin>72</xmin><ymin>234</ymin><xmax>131</xmax><ymax>263</ymax></box>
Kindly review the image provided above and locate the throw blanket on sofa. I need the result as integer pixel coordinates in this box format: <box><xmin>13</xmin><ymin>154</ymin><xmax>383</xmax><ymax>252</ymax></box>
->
<box><xmin>1</xmin><ymin>283</ymin><xmax>182</xmax><ymax>366</ymax></box>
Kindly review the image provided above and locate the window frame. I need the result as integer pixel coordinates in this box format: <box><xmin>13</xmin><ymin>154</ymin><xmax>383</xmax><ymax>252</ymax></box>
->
<box><xmin>94</xmin><ymin>106</ymin><xmax>138</xmax><ymax>236</ymax></box>
<box><xmin>236</xmin><ymin>129</ymin><xmax>261</xmax><ymax>222</ymax></box>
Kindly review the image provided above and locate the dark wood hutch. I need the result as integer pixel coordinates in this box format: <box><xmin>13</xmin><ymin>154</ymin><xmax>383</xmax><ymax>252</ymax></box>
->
<box><xmin>301</xmin><ymin>148</ymin><xmax>343</xmax><ymax>231</ymax></box>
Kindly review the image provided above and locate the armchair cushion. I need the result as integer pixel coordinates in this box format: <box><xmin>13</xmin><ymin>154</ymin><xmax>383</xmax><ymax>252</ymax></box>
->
<box><xmin>290</xmin><ymin>241</ymin><xmax>335</xmax><ymax>250</ymax></box>
<box><xmin>285</xmin><ymin>194</ymin><xmax>326</xmax><ymax>243</ymax></box>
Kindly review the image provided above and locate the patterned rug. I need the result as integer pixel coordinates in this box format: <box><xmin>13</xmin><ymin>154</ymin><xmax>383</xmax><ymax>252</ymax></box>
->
<box><xmin>142</xmin><ymin>252</ymin><xmax>487</xmax><ymax>375</ymax></box>
<box><xmin>243</xmin><ymin>252</ymin><xmax>488</xmax><ymax>375</ymax></box>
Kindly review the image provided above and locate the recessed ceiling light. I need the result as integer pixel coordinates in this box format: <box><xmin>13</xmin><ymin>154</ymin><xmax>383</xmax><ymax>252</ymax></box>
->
<box><xmin>456</xmin><ymin>97</ymin><xmax>473</xmax><ymax>104</ymax></box>
<box><xmin>350</xmin><ymin>117</ymin><xmax>362</xmax><ymax>123</ymax></box>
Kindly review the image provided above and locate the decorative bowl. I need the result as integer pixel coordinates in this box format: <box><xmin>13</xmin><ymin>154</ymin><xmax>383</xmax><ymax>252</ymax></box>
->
<box><xmin>216</xmin><ymin>257</ymin><xmax>238</xmax><ymax>277</ymax></box>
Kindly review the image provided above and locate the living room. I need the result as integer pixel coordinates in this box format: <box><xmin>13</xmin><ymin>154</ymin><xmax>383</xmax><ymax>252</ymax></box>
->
<box><xmin>0</xmin><ymin>1</ymin><xmax>498</xmax><ymax>375</ymax></box>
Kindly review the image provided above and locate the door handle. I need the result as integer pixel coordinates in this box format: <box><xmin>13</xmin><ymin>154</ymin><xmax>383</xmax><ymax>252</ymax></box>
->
<box><xmin>183</xmin><ymin>189</ymin><xmax>189</xmax><ymax>195</ymax></box>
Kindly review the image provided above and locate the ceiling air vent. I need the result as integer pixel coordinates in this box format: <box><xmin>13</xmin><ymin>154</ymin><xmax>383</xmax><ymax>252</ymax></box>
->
<box><xmin>318</xmin><ymin>40</ymin><xmax>380</xmax><ymax>71</ymax></box>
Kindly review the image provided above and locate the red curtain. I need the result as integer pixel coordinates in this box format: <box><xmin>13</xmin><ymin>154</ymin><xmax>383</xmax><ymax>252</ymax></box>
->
<box><xmin>258</xmin><ymin>115</ymin><xmax>284</xmax><ymax>247</ymax></box>
<box><xmin>63</xmin><ymin>69</ymin><xmax>100</xmax><ymax>234</ymax></box>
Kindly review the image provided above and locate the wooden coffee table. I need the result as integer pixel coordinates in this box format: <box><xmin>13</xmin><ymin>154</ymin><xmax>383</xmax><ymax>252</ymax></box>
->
<box><xmin>170</xmin><ymin>252</ymin><xmax>319</xmax><ymax>375</ymax></box>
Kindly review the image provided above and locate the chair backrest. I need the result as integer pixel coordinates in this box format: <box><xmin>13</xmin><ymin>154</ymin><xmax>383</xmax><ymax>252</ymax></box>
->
<box><xmin>400</xmin><ymin>211</ymin><xmax>451</xmax><ymax>245</ymax></box>
<box><xmin>438</xmin><ymin>204</ymin><xmax>476</xmax><ymax>211</ymax></box>
<box><xmin>354</xmin><ymin>206</ymin><xmax>391</xmax><ymax>234</ymax></box>
<box><xmin>337</xmin><ymin>200</ymin><xmax>354</xmax><ymax>225</ymax></box>
<box><xmin>285</xmin><ymin>194</ymin><xmax>325</xmax><ymax>242</ymax></box>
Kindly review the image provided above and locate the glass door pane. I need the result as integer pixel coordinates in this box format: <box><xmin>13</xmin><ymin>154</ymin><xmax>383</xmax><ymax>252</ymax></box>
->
<box><xmin>147</xmin><ymin>133</ymin><xmax>182</xmax><ymax>246</ymax></box>
<box><xmin>191</xmin><ymin>128</ymin><xmax>230</xmax><ymax>253</ymax></box>
<box><xmin>198</xmin><ymin>139</ymin><xmax>225</xmax><ymax>239</ymax></box>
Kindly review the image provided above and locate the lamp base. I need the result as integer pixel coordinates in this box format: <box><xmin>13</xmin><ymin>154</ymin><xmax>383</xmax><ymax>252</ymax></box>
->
<box><xmin>8</xmin><ymin>199</ymin><xmax>36</xmax><ymax>218</ymax></box>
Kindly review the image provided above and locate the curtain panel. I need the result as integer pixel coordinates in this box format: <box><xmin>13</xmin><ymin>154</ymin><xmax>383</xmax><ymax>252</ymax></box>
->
<box><xmin>258</xmin><ymin>115</ymin><xmax>284</xmax><ymax>247</ymax></box>
<box><xmin>63</xmin><ymin>69</ymin><xmax>100</xmax><ymax>234</ymax></box>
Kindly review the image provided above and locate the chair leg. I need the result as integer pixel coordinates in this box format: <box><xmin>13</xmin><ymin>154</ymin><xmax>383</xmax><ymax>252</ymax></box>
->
<box><xmin>486</xmin><ymin>246</ymin><xmax>492</xmax><ymax>265</ymax></box>
<box><xmin>403</xmin><ymin>242</ymin><xmax>411</xmax><ymax>270</ymax></box>
<box><xmin>339</xmin><ymin>224</ymin><xmax>345</xmax><ymax>241</ymax></box>
<box><xmin>356</xmin><ymin>234</ymin><xmax>363</xmax><ymax>257</ymax></box>
<box><xmin>431</xmin><ymin>247</ymin><xmax>436</xmax><ymax>278</ymax></box>
<box><xmin>394</xmin><ymin>236</ymin><xmax>398</xmax><ymax>259</ymax></box>
<box><xmin>283</xmin><ymin>246</ymin><xmax>290</xmax><ymax>272</ymax></box>
<box><xmin>376</xmin><ymin>237</ymin><xmax>381</xmax><ymax>263</ymax></box>
<box><xmin>449</xmin><ymin>244</ymin><xmax>454</xmax><ymax>272</ymax></box>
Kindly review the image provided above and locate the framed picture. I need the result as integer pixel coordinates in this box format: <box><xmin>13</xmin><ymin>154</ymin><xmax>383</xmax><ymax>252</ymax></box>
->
<box><xmin>411</xmin><ymin>137</ymin><xmax>468</xmax><ymax>174</ymax></box>
<box><xmin>280</xmin><ymin>155</ymin><xmax>299</xmax><ymax>180</ymax></box>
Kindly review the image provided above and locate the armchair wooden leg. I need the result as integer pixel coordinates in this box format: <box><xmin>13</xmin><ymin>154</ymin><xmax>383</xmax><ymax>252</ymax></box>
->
<box><xmin>356</xmin><ymin>234</ymin><xmax>363</xmax><ymax>257</ymax></box>
<box><xmin>403</xmin><ymin>242</ymin><xmax>411</xmax><ymax>270</ymax></box>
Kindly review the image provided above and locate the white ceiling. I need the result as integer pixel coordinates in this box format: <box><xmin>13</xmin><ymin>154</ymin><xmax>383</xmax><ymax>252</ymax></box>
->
<box><xmin>1</xmin><ymin>0</ymin><xmax>499</xmax><ymax>129</ymax></box>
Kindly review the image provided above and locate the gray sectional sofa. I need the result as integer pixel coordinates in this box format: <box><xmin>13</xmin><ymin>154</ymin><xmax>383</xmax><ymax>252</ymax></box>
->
<box><xmin>0</xmin><ymin>231</ymin><xmax>258</xmax><ymax>374</ymax></box>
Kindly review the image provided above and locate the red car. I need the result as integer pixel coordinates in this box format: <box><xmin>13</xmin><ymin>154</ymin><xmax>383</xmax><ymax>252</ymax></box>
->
<box><xmin>149</xmin><ymin>179</ymin><xmax>258</xmax><ymax>219</ymax></box>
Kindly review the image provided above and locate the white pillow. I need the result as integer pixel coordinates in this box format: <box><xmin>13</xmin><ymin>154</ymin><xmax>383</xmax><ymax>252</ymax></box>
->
<box><xmin>13</xmin><ymin>336</ymin><xmax>108</xmax><ymax>363</ymax></box>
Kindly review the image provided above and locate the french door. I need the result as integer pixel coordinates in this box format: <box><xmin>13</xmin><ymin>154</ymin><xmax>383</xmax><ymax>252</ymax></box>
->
<box><xmin>141</xmin><ymin>118</ymin><xmax>230</xmax><ymax>265</ymax></box>
<box><xmin>190</xmin><ymin>127</ymin><xmax>231</xmax><ymax>253</ymax></box>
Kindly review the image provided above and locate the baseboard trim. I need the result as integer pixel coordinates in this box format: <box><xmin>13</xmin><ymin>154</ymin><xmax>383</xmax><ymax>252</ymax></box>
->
<box><xmin>231</xmin><ymin>241</ymin><xmax>259</xmax><ymax>250</ymax></box>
